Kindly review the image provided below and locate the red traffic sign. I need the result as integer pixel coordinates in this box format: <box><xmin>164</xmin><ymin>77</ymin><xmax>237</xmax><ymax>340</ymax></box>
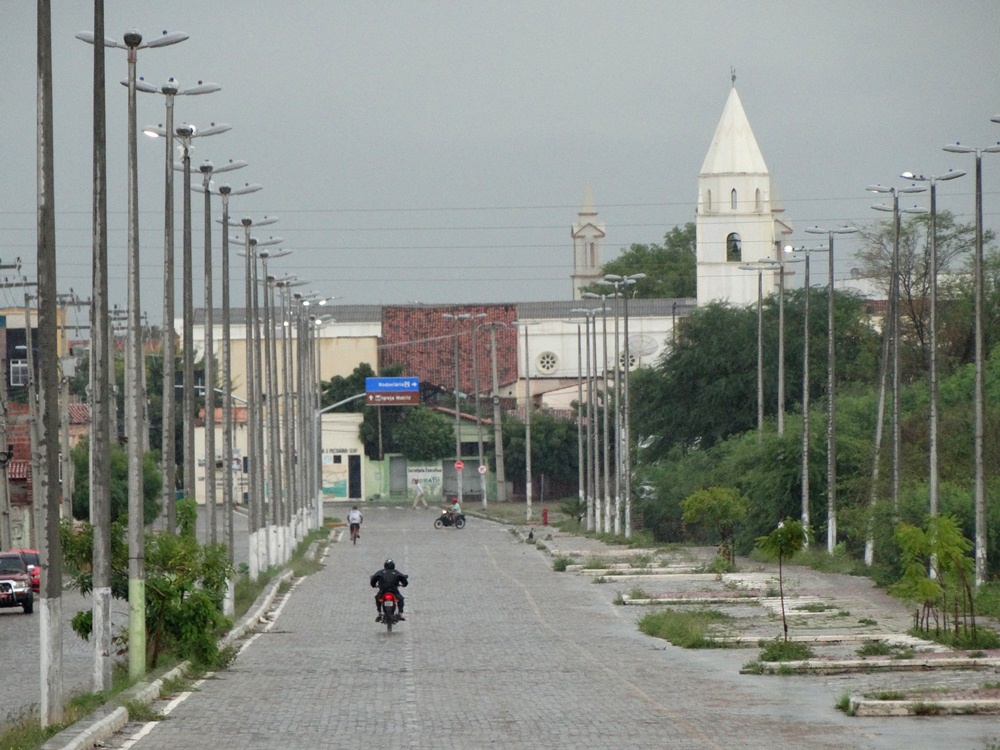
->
<box><xmin>455</xmin><ymin>460</ymin><xmax>464</xmax><ymax>471</ymax></box>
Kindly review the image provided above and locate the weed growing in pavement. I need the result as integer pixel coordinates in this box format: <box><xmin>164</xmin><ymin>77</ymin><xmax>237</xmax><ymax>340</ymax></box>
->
<box><xmin>865</xmin><ymin>690</ymin><xmax>906</xmax><ymax>701</ymax></box>
<box><xmin>792</xmin><ymin>602</ymin><xmax>835</xmax><ymax>613</ymax></box>
<box><xmin>552</xmin><ymin>556</ymin><xmax>572</xmax><ymax>572</ymax></box>
<box><xmin>969</xmin><ymin>650</ymin><xmax>987</xmax><ymax>659</ymax></box>
<box><xmin>984</xmin><ymin>681</ymin><xmax>1000</xmax><ymax>689</ymax></box>
<box><xmin>160</xmin><ymin>672</ymin><xmax>193</xmax><ymax>698</ymax></box>
<box><xmin>629</xmin><ymin>586</ymin><xmax>651</xmax><ymax>600</ymax></box>
<box><xmin>592</xmin><ymin>576</ymin><xmax>609</xmax><ymax>583</ymax></box>
<box><xmin>836</xmin><ymin>610</ymin><xmax>851</xmax><ymax>617</ymax></box>
<box><xmin>638</xmin><ymin>608</ymin><xmax>733</xmax><ymax>649</ymax></box>
<box><xmin>856</xmin><ymin>640</ymin><xmax>892</xmax><ymax>657</ymax></box>
<box><xmin>704</xmin><ymin>555</ymin><xmax>735</xmax><ymax>575</ymax></box>
<box><xmin>582</xmin><ymin>559</ymin><xmax>609</xmax><ymax>570</ymax></box>
<box><xmin>912</xmin><ymin>702</ymin><xmax>944</xmax><ymax>716</ymax></box>
<box><xmin>757</xmin><ymin>637</ymin><xmax>813</xmax><ymax>662</ymax></box>
<box><xmin>125</xmin><ymin>699</ymin><xmax>163</xmax><ymax>722</ymax></box>
<box><xmin>763</xmin><ymin>583</ymin><xmax>780</xmax><ymax>598</ymax></box>
<box><xmin>858</xmin><ymin>617</ymin><xmax>877</xmax><ymax>626</ymax></box>
<box><xmin>909</xmin><ymin>626</ymin><xmax>1000</xmax><ymax>651</ymax></box>
<box><xmin>835</xmin><ymin>692</ymin><xmax>855</xmax><ymax>715</ymax></box>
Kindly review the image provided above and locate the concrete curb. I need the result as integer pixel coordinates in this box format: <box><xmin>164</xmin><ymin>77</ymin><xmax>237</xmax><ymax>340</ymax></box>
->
<box><xmin>850</xmin><ymin>696</ymin><xmax>1000</xmax><ymax>716</ymax></box>
<box><xmin>42</xmin><ymin>569</ymin><xmax>294</xmax><ymax>750</ymax></box>
<box><xmin>743</xmin><ymin>656</ymin><xmax>1000</xmax><ymax>676</ymax></box>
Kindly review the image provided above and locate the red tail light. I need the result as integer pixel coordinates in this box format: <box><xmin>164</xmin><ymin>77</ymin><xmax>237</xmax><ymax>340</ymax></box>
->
<box><xmin>383</xmin><ymin>593</ymin><xmax>395</xmax><ymax>602</ymax></box>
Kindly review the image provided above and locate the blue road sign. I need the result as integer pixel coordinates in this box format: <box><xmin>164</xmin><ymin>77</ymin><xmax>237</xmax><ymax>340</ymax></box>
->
<box><xmin>366</xmin><ymin>377</ymin><xmax>420</xmax><ymax>393</ymax></box>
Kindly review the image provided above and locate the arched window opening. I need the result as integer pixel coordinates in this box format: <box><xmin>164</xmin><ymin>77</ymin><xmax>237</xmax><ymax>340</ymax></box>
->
<box><xmin>726</xmin><ymin>232</ymin><xmax>742</xmax><ymax>262</ymax></box>
<box><xmin>730</xmin><ymin>188</ymin><xmax>737</xmax><ymax>210</ymax></box>
<box><xmin>589</xmin><ymin>242</ymin><xmax>596</xmax><ymax>266</ymax></box>
<box><xmin>706</xmin><ymin>190</ymin><xmax>712</xmax><ymax>212</ymax></box>
<box><xmin>755</xmin><ymin>188</ymin><xmax>762</xmax><ymax>211</ymax></box>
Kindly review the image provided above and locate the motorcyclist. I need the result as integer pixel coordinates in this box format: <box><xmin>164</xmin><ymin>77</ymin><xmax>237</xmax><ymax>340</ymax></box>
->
<box><xmin>447</xmin><ymin>497</ymin><xmax>462</xmax><ymax>524</ymax></box>
<box><xmin>370</xmin><ymin>558</ymin><xmax>408</xmax><ymax>622</ymax></box>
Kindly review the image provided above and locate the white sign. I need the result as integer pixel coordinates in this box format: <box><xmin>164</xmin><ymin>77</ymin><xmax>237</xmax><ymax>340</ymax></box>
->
<box><xmin>477</xmin><ymin>465</ymin><xmax>487</xmax><ymax>475</ymax></box>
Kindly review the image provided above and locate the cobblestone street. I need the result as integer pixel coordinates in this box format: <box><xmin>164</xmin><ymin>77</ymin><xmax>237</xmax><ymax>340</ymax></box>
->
<box><xmin>101</xmin><ymin>507</ymin><xmax>1000</xmax><ymax>749</ymax></box>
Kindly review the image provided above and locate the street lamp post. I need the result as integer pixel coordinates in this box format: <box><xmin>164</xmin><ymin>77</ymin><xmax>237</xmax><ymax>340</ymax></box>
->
<box><xmin>197</xmin><ymin>159</ymin><xmax>246</xmax><ymax>545</ymax></box>
<box><xmin>469</xmin><ymin>314</ymin><xmax>487</xmax><ymax>507</ymax></box>
<box><xmin>785</xmin><ymin>244</ymin><xmax>828</xmax><ymax>540</ymax></box>
<box><xmin>602</xmin><ymin>273</ymin><xmax>646</xmax><ymax>538</ymax></box>
<box><xmin>76</xmin><ymin>25</ymin><xmax>188</xmax><ymax>684</ymax></box>
<box><xmin>869</xmin><ymin>184</ymin><xmax>926</xmax><ymax>514</ymax></box>
<box><xmin>484</xmin><ymin>323</ymin><xmax>508</xmax><ymax>503</ymax></box>
<box><xmin>738</xmin><ymin>261</ymin><xmax>778</xmax><ymax>437</ymax></box>
<box><xmin>571</xmin><ymin>308</ymin><xmax>597</xmax><ymax>531</ymax></box>
<box><xmin>443</xmin><ymin>313</ymin><xmax>471</xmax><ymax>504</ymax></box>
<box><xmin>513</xmin><ymin>320</ymin><xmax>537</xmax><ymax>521</ymax></box>
<box><xmin>583</xmin><ymin>292</ymin><xmax>619</xmax><ymax>534</ymax></box>
<box><xmin>898</xmin><ymin>169</ymin><xmax>966</xmax><ymax>525</ymax></box>
<box><xmin>136</xmin><ymin>76</ymin><xmax>220</xmax><ymax>533</ymax></box>
<box><xmin>804</xmin><ymin>225</ymin><xmax>860</xmax><ymax>553</ymax></box>
<box><xmin>941</xmin><ymin>138</ymin><xmax>1000</xmax><ymax>585</ymax></box>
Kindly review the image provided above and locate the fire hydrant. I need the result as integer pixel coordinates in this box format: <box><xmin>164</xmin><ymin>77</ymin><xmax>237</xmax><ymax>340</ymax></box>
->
<box><xmin>542</xmin><ymin>508</ymin><xmax>549</xmax><ymax>526</ymax></box>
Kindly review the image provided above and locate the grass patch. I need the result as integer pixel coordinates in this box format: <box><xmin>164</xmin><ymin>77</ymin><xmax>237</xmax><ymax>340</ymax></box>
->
<box><xmin>865</xmin><ymin>690</ymin><xmax>906</xmax><ymax>701</ymax></box>
<box><xmin>592</xmin><ymin>576</ymin><xmax>608</xmax><ymax>583</ymax></box>
<box><xmin>975</xmin><ymin>581</ymin><xmax>1000</xmax><ymax>619</ymax></box>
<box><xmin>581</xmin><ymin>559</ymin><xmax>609</xmax><ymax>570</ymax></box>
<box><xmin>124</xmin><ymin>699</ymin><xmax>163</xmax><ymax>722</ymax></box>
<box><xmin>638</xmin><ymin>608</ymin><xmax>732</xmax><ymax>649</ymax></box>
<box><xmin>793</xmin><ymin>602</ymin><xmax>836</xmax><ymax>613</ymax></box>
<box><xmin>552</xmin><ymin>556</ymin><xmax>572</xmax><ymax>572</ymax></box>
<box><xmin>858</xmin><ymin>617</ymin><xmax>877</xmax><ymax>626</ymax></box>
<box><xmin>909</xmin><ymin>627</ymin><xmax>1000</xmax><ymax>651</ymax></box>
<box><xmin>911</xmin><ymin>702</ymin><xmax>943</xmax><ymax>716</ymax></box>
<box><xmin>835</xmin><ymin>692</ymin><xmax>855</xmax><ymax>715</ymax></box>
<box><xmin>628</xmin><ymin>586</ymin><xmax>651</xmax><ymax>600</ymax></box>
<box><xmin>757</xmin><ymin>638</ymin><xmax>814</xmax><ymax>662</ymax></box>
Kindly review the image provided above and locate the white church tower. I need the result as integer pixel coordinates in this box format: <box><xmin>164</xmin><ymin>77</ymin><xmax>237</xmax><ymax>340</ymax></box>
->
<box><xmin>696</xmin><ymin>82</ymin><xmax>792</xmax><ymax>307</ymax></box>
<box><xmin>570</xmin><ymin>183</ymin><xmax>606</xmax><ymax>299</ymax></box>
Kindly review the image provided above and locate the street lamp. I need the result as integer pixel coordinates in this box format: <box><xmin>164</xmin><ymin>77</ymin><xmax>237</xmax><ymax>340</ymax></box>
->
<box><xmin>804</xmin><ymin>224</ymin><xmax>859</xmax><ymax>553</ymax></box>
<box><xmin>738</xmin><ymin>261</ymin><xmax>779</xmax><ymax>436</ymax></box>
<box><xmin>571</xmin><ymin>307</ymin><xmax>598</xmax><ymax>531</ymax></box>
<box><xmin>512</xmin><ymin>320</ymin><xmax>538</xmax><ymax>521</ymax></box>
<box><xmin>468</xmin><ymin>313</ymin><xmax>488</xmax><ymax>508</ymax></box>
<box><xmin>232</xmin><ymin>219</ymin><xmax>280</xmax><ymax>580</ymax></box>
<box><xmin>941</xmin><ymin>138</ymin><xmax>1000</xmax><ymax>585</ymax></box>
<box><xmin>898</xmin><ymin>169</ymin><xmax>966</xmax><ymax>525</ymax></box>
<box><xmin>784</xmin><ymin>244</ymin><xmax>828</xmax><ymax>540</ymax></box>
<box><xmin>869</xmin><ymin>184</ymin><xmax>926</xmax><ymax>514</ymax></box>
<box><xmin>442</xmin><ymin>313</ymin><xmax>471</xmax><ymax>505</ymax></box>
<box><xmin>147</xmin><ymin>120</ymin><xmax>231</xmax><ymax>511</ymax></box>
<box><xmin>196</xmin><ymin>159</ymin><xmax>245</xmax><ymax>545</ymax></box>
<box><xmin>601</xmin><ymin>273</ymin><xmax>646</xmax><ymax>538</ymax></box>
<box><xmin>584</xmin><ymin>291</ymin><xmax>620</xmax><ymax>534</ymax></box>
<box><xmin>135</xmin><ymin>76</ymin><xmax>219</xmax><ymax>531</ymax></box>
<box><xmin>202</xmin><ymin>180</ymin><xmax>262</xmax><ymax>562</ymax></box>
<box><xmin>76</xmin><ymin>25</ymin><xmax>188</xmax><ymax>683</ymax></box>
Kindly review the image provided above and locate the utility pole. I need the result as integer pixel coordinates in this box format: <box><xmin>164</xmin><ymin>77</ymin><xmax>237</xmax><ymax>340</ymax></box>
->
<box><xmin>36</xmin><ymin>0</ymin><xmax>64</xmax><ymax>723</ymax></box>
<box><xmin>488</xmin><ymin>325</ymin><xmax>507</xmax><ymax>502</ymax></box>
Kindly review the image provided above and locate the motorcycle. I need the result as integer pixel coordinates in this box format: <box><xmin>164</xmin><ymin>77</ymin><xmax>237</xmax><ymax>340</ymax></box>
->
<box><xmin>379</xmin><ymin>591</ymin><xmax>400</xmax><ymax>633</ymax></box>
<box><xmin>434</xmin><ymin>510</ymin><xmax>466</xmax><ymax>529</ymax></box>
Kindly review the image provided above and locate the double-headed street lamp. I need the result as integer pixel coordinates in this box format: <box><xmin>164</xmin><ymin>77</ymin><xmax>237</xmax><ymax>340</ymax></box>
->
<box><xmin>942</xmin><ymin>137</ymin><xmax>1000</xmax><ymax>585</ymax></box>
<box><xmin>443</xmin><ymin>313</ymin><xmax>471</xmax><ymax>504</ymax></box>
<box><xmin>898</xmin><ymin>169</ymin><xmax>965</xmax><ymax>525</ymax></box>
<box><xmin>583</xmin><ymin>291</ymin><xmax>620</xmax><ymax>534</ymax></box>
<box><xmin>76</xmin><ymin>25</ymin><xmax>188</xmax><ymax>685</ymax></box>
<box><xmin>804</xmin><ymin>224</ymin><xmax>858</xmax><ymax>553</ymax></box>
<box><xmin>571</xmin><ymin>307</ymin><xmax>598</xmax><ymax>531</ymax></box>
<box><xmin>512</xmin><ymin>320</ymin><xmax>539</xmax><ymax>521</ymax></box>
<box><xmin>135</xmin><ymin>76</ymin><xmax>219</xmax><ymax>532</ymax></box>
<box><xmin>467</xmin><ymin>314</ymin><xmax>488</xmax><ymax>507</ymax></box>
<box><xmin>869</xmin><ymin>184</ymin><xmax>926</xmax><ymax>513</ymax></box>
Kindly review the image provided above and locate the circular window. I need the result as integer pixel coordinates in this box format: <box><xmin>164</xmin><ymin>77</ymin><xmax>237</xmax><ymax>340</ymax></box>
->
<box><xmin>536</xmin><ymin>351</ymin><xmax>558</xmax><ymax>374</ymax></box>
<box><xmin>618</xmin><ymin>351</ymin><xmax>638</xmax><ymax>370</ymax></box>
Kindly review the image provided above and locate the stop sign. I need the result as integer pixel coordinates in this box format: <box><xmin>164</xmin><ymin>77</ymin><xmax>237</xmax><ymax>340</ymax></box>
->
<box><xmin>455</xmin><ymin>460</ymin><xmax>464</xmax><ymax>471</ymax></box>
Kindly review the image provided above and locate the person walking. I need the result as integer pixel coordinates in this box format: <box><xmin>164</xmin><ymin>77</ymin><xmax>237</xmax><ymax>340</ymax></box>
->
<box><xmin>412</xmin><ymin>478</ymin><xmax>428</xmax><ymax>509</ymax></box>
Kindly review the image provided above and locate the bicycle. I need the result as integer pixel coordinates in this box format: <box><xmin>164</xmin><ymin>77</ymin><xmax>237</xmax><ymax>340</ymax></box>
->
<box><xmin>350</xmin><ymin>522</ymin><xmax>361</xmax><ymax>545</ymax></box>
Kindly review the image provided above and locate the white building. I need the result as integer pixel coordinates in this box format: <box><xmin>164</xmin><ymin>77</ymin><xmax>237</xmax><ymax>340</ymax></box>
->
<box><xmin>696</xmin><ymin>85</ymin><xmax>792</xmax><ymax>307</ymax></box>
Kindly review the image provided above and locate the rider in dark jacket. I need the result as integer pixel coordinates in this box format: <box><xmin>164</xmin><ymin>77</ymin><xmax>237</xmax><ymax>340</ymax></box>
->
<box><xmin>370</xmin><ymin>558</ymin><xmax>408</xmax><ymax>621</ymax></box>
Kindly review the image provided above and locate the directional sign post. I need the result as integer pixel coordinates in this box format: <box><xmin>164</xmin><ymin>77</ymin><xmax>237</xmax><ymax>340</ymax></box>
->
<box><xmin>365</xmin><ymin>377</ymin><xmax>420</xmax><ymax>406</ymax></box>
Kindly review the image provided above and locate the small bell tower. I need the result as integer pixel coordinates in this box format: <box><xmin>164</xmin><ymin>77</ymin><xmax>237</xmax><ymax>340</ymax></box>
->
<box><xmin>570</xmin><ymin>183</ymin><xmax>606</xmax><ymax>299</ymax></box>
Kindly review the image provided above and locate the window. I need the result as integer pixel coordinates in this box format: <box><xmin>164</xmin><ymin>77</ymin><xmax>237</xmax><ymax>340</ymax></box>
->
<box><xmin>726</xmin><ymin>233</ymin><xmax>742</xmax><ymax>262</ymax></box>
<box><xmin>706</xmin><ymin>190</ymin><xmax>712</xmax><ymax>212</ymax></box>
<box><xmin>9</xmin><ymin>359</ymin><xmax>28</xmax><ymax>387</ymax></box>
<box><xmin>589</xmin><ymin>242</ymin><xmax>596</xmax><ymax>266</ymax></box>
<box><xmin>755</xmin><ymin>188</ymin><xmax>762</xmax><ymax>211</ymax></box>
<box><xmin>731</xmin><ymin>188</ymin><xmax>738</xmax><ymax>210</ymax></box>
<box><xmin>536</xmin><ymin>352</ymin><xmax>558</xmax><ymax>374</ymax></box>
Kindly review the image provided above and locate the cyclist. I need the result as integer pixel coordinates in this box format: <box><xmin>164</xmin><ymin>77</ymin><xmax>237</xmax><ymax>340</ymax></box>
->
<box><xmin>347</xmin><ymin>505</ymin><xmax>363</xmax><ymax>544</ymax></box>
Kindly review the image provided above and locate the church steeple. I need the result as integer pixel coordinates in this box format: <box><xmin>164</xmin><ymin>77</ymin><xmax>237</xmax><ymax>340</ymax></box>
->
<box><xmin>570</xmin><ymin>183</ymin><xmax>606</xmax><ymax>299</ymax></box>
<box><xmin>695</xmin><ymin>85</ymin><xmax>792</xmax><ymax>307</ymax></box>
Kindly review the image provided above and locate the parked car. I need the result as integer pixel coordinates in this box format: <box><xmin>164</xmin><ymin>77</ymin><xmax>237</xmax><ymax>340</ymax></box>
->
<box><xmin>10</xmin><ymin>548</ymin><xmax>39</xmax><ymax>593</ymax></box>
<box><xmin>0</xmin><ymin>552</ymin><xmax>34</xmax><ymax>614</ymax></box>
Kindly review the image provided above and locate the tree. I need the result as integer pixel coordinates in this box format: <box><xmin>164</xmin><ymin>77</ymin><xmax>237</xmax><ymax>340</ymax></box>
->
<box><xmin>501</xmin><ymin>409</ymin><xmax>579</xmax><ymax>493</ymax></box>
<box><xmin>70</xmin><ymin>436</ymin><xmax>161</xmax><ymax>524</ymax></box>
<box><xmin>394</xmin><ymin>406</ymin><xmax>454</xmax><ymax>460</ymax></box>
<box><xmin>681</xmin><ymin>487</ymin><xmax>748</xmax><ymax>565</ymax></box>
<box><xmin>580</xmin><ymin>223</ymin><xmax>696</xmax><ymax>299</ymax></box>
<box><xmin>755</xmin><ymin>518</ymin><xmax>811</xmax><ymax>641</ymax></box>
<box><xmin>322</xmin><ymin>362</ymin><xmax>405</xmax><ymax>459</ymax></box>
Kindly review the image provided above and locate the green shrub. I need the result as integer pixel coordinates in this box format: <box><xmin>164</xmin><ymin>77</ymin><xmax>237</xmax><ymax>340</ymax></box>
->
<box><xmin>638</xmin><ymin>608</ymin><xmax>731</xmax><ymax>648</ymax></box>
<box><xmin>757</xmin><ymin>637</ymin><xmax>813</xmax><ymax>662</ymax></box>
<box><xmin>856</xmin><ymin>640</ymin><xmax>893</xmax><ymax>657</ymax></box>
<box><xmin>552</xmin><ymin>556</ymin><xmax>572</xmax><ymax>572</ymax></box>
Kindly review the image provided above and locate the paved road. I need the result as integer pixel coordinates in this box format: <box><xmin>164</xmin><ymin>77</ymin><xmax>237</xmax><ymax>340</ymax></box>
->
<box><xmin>105</xmin><ymin>507</ymin><xmax>999</xmax><ymax>750</ymax></box>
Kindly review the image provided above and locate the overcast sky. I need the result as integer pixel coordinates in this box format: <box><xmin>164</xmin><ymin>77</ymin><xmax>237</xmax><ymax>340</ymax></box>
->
<box><xmin>3</xmin><ymin>2</ymin><xmax>999</xmax><ymax>326</ymax></box>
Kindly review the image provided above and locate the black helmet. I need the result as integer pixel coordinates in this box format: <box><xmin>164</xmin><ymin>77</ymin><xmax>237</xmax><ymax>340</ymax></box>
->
<box><xmin>384</xmin><ymin>559</ymin><xmax>395</xmax><ymax>570</ymax></box>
